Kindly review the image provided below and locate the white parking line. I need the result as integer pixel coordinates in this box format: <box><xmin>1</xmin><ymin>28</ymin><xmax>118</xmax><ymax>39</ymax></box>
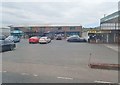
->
<box><xmin>106</xmin><ymin>46</ymin><xmax>118</xmax><ymax>52</ymax></box>
<box><xmin>33</xmin><ymin>74</ymin><xmax>38</xmax><ymax>77</ymax></box>
<box><xmin>3</xmin><ymin>71</ymin><xmax>7</xmax><ymax>73</ymax></box>
<box><xmin>0</xmin><ymin>71</ymin><xmax>7</xmax><ymax>73</ymax></box>
<box><xmin>94</xmin><ymin>80</ymin><xmax>114</xmax><ymax>83</ymax></box>
<box><xmin>57</xmin><ymin>77</ymin><xmax>73</xmax><ymax>80</ymax></box>
<box><xmin>21</xmin><ymin>73</ymin><xmax>29</xmax><ymax>75</ymax></box>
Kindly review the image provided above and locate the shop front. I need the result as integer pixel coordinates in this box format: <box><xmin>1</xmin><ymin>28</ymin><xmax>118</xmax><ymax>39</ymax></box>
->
<box><xmin>88</xmin><ymin>30</ymin><xmax>119</xmax><ymax>44</ymax></box>
<box><xmin>11</xmin><ymin>30</ymin><xmax>23</xmax><ymax>38</ymax></box>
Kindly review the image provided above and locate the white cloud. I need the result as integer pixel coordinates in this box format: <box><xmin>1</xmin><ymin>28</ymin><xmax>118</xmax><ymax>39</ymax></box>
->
<box><xmin>1</xmin><ymin>0</ymin><xmax>119</xmax><ymax>2</ymax></box>
<box><xmin>1</xmin><ymin>1</ymin><xmax>119</xmax><ymax>27</ymax></box>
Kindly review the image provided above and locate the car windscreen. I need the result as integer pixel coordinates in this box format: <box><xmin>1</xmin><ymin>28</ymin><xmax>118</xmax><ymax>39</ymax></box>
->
<box><xmin>0</xmin><ymin>35</ymin><xmax>6</xmax><ymax>40</ymax></box>
<box><xmin>70</xmin><ymin>37</ymin><xmax>79</xmax><ymax>39</ymax></box>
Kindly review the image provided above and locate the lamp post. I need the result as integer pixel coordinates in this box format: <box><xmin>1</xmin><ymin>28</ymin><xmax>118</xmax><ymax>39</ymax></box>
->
<box><xmin>104</xmin><ymin>14</ymin><xmax>106</xmax><ymax>18</ymax></box>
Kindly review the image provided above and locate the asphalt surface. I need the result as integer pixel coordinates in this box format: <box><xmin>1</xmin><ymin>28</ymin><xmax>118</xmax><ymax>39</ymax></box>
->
<box><xmin>1</xmin><ymin>39</ymin><xmax>119</xmax><ymax>83</ymax></box>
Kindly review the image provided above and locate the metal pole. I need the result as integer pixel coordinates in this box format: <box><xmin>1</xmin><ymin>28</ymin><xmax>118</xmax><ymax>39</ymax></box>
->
<box><xmin>88</xmin><ymin>53</ymin><xmax>92</xmax><ymax>65</ymax></box>
<box><xmin>115</xmin><ymin>22</ymin><xmax>116</xmax><ymax>30</ymax></box>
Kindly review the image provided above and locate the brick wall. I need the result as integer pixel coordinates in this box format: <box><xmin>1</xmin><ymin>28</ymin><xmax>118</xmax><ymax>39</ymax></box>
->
<box><xmin>12</xmin><ymin>26</ymin><xmax>82</xmax><ymax>37</ymax></box>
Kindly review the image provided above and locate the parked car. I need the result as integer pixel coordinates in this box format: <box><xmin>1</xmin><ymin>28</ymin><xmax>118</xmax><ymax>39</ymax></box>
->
<box><xmin>5</xmin><ymin>36</ymin><xmax>14</xmax><ymax>42</ymax></box>
<box><xmin>67</xmin><ymin>35</ymin><xmax>87</xmax><ymax>42</ymax></box>
<box><xmin>5</xmin><ymin>36</ymin><xmax>20</xmax><ymax>43</ymax></box>
<box><xmin>66</xmin><ymin>35</ymin><xmax>79</xmax><ymax>40</ymax></box>
<box><xmin>39</xmin><ymin>36</ymin><xmax>51</xmax><ymax>44</ymax></box>
<box><xmin>29</xmin><ymin>36</ymin><xmax>39</xmax><ymax>44</ymax></box>
<box><xmin>0</xmin><ymin>35</ymin><xmax>16</xmax><ymax>52</ymax></box>
<box><xmin>13</xmin><ymin>36</ymin><xmax>20</xmax><ymax>43</ymax></box>
<box><xmin>56</xmin><ymin>35</ymin><xmax>62</xmax><ymax>40</ymax></box>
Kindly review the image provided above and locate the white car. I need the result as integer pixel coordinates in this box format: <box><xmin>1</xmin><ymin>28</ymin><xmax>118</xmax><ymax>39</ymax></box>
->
<box><xmin>5</xmin><ymin>36</ymin><xmax>14</xmax><ymax>42</ymax></box>
<box><xmin>39</xmin><ymin>37</ymin><xmax>51</xmax><ymax>44</ymax></box>
<box><xmin>5</xmin><ymin>36</ymin><xmax>20</xmax><ymax>43</ymax></box>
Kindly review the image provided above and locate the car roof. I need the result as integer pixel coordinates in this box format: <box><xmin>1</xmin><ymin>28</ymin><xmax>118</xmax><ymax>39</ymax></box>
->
<box><xmin>31</xmin><ymin>36</ymin><xmax>38</xmax><ymax>38</ymax></box>
<box><xmin>69</xmin><ymin>35</ymin><xmax>79</xmax><ymax>38</ymax></box>
<box><xmin>8</xmin><ymin>35</ymin><xmax>13</xmax><ymax>37</ymax></box>
<box><xmin>71</xmin><ymin>35</ymin><xmax>79</xmax><ymax>37</ymax></box>
<box><xmin>41</xmin><ymin>37</ymin><xmax>48</xmax><ymax>38</ymax></box>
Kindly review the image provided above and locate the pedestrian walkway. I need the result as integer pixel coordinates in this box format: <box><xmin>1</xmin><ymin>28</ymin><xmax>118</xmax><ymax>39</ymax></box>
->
<box><xmin>104</xmin><ymin>44</ymin><xmax>119</xmax><ymax>52</ymax></box>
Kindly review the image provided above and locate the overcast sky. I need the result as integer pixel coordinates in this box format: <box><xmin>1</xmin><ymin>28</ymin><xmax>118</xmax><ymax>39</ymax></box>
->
<box><xmin>0</xmin><ymin>0</ymin><xmax>119</xmax><ymax>28</ymax></box>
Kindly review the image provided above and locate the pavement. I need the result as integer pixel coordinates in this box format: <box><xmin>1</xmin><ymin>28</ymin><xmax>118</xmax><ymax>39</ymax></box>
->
<box><xmin>103</xmin><ymin>44</ymin><xmax>119</xmax><ymax>52</ymax></box>
<box><xmin>1</xmin><ymin>39</ymin><xmax>119</xmax><ymax>83</ymax></box>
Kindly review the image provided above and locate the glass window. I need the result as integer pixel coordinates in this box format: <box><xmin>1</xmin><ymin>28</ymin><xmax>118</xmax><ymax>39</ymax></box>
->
<box><xmin>58</xmin><ymin>27</ymin><xmax>62</xmax><ymax>30</ymax></box>
<box><xmin>70</xmin><ymin>27</ymin><xmax>75</xmax><ymax>30</ymax></box>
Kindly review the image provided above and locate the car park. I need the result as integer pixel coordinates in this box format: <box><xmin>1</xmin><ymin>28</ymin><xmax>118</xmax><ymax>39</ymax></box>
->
<box><xmin>0</xmin><ymin>35</ymin><xmax>16</xmax><ymax>52</ymax></box>
<box><xmin>29</xmin><ymin>36</ymin><xmax>39</xmax><ymax>44</ymax></box>
<box><xmin>39</xmin><ymin>36</ymin><xmax>51</xmax><ymax>44</ymax></box>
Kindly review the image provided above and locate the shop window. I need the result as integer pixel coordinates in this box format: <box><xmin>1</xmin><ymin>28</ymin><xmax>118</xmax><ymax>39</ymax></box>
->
<box><xmin>70</xmin><ymin>27</ymin><xmax>75</xmax><ymax>30</ymax></box>
<box><xmin>14</xmin><ymin>27</ymin><xmax>20</xmax><ymax>30</ymax></box>
<box><xmin>58</xmin><ymin>27</ymin><xmax>62</xmax><ymax>30</ymax></box>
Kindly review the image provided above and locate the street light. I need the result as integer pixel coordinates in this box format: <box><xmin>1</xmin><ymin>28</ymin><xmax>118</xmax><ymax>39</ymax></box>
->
<box><xmin>104</xmin><ymin>14</ymin><xmax>106</xmax><ymax>18</ymax></box>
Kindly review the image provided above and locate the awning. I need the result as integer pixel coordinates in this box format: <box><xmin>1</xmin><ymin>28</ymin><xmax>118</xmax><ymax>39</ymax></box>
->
<box><xmin>88</xmin><ymin>30</ymin><xmax>111</xmax><ymax>33</ymax></box>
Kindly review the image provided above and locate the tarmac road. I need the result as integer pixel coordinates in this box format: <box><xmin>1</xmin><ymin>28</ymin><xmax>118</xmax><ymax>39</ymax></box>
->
<box><xmin>1</xmin><ymin>39</ymin><xmax>118</xmax><ymax>83</ymax></box>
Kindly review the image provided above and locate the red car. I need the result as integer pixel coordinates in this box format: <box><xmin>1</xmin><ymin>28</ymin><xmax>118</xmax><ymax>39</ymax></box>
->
<box><xmin>29</xmin><ymin>36</ymin><xmax>39</xmax><ymax>44</ymax></box>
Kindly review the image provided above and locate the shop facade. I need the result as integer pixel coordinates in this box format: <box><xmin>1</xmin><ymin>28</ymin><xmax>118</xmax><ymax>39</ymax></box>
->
<box><xmin>10</xmin><ymin>25</ymin><xmax>82</xmax><ymax>38</ymax></box>
<box><xmin>88</xmin><ymin>11</ymin><xmax>120</xmax><ymax>44</ymax></box>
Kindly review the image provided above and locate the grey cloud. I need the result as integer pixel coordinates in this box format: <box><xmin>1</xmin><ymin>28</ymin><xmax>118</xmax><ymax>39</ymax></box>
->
<box><xmin>1</xmin><ymin>1</ymin><xmax>119</xmax><ymax>27</ymax></box>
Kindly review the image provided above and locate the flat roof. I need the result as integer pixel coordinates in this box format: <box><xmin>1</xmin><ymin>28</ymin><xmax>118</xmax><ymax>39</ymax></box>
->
<box><xmin>11</xmin><ymin>24</ymin><xmax>82</xmax><ymax>28</ymax></box>
<box><xmin>100</xmin><ymin>11</ymin><xmax>120</xmax><ymax>23</ymax></box>
<box><xmin>0</xmin><ymin>27</ymin><xmax>10</xmax><ymax>29</ymax></box>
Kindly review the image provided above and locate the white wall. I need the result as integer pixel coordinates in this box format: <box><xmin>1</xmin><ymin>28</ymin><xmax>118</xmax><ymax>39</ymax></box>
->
<box><xmin>101</xmin><ymin>23</ymin><xmax>120</xmax><ymax>30</ymax></box>
<box><xmin>0</xmin><ymin>27</ymin><xmax>10</xmax><ymax>36</ymax></box>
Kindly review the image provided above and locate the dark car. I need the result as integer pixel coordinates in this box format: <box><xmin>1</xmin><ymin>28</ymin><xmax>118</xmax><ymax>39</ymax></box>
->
<box><xmin>67</xmin><ymin>36</ymin><xmax>87</xmax><ymax>42</ymax></box>
<box><xmin>0</xmin><ymin>35</ymin><xmax>16</xmax><ymax>52</ymax></box>
<box><xmin>56</xmin><ymin>35</ymin><xmax>62</xmax><ymax>40</ymax></box>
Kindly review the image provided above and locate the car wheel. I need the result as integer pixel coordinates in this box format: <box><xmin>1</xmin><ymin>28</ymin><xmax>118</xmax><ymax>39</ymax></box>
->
<box><xmin>67</xmin><ymin>40</ymin><xmax>70</xmax><ymax>42</ymax></box>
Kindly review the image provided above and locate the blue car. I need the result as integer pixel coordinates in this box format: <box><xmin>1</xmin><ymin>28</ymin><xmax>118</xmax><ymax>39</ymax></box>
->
<box><xmin>0</xmin><ymin>35</ymin><xmax>16</xmax><ymax>52</ymax></box>
<box><xmin>67</xmin><ymin>36</ymin><xmax>87</xmax><ymax>42</ymax></box>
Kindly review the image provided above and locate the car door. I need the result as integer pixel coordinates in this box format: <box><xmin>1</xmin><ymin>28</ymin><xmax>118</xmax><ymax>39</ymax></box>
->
<box><xmin>5</xmin><ymin>36</ymin><xmax>14</xmax><ymax>42</ymax></box>
<box><xmin>0</xmin><ymin>40</ymin><xmax>4</xmax><ymax>52</ymax></box>
<box><xmin>3</xmin><ymin>40</ymin><xmax>11</xmax><ymax>51</ymax></box>
<box><xmin>72</xmin><ymin>37</ymin><xmax>79</xmax><ymax>41</ymax></box>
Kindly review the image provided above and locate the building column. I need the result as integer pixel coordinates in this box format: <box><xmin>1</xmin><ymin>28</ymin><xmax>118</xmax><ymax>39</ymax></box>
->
<box><xmin>114</xmin><ymin>33</ymin><xmax>116</xmax><ymax>43</ymax></box>
<box><xmin>106</xmin><ymin>34</ymin><xmax>109</xmax><ymax>43</ymax></box>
